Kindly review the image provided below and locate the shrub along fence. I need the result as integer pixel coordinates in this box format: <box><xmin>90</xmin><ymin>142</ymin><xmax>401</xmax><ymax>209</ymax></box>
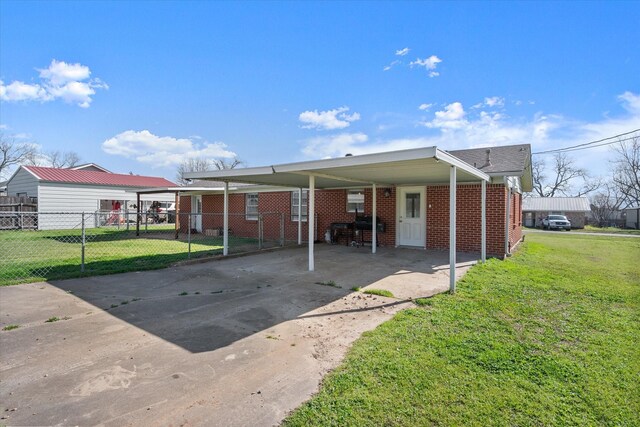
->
<box><xmin>0</xmin><ymin>211</ymin><xmax>291</xmax><ymax>285</ymax></box>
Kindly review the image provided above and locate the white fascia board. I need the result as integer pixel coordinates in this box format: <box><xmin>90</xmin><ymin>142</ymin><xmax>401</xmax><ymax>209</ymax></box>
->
<box><xmin>275</xmin><ymin>146</ymin><xmax>439</xmax><ymax>172</ymax></box>
<box><xmin>184</xmin><ymin>166</ymin><xmax>275</xmax><ymax>180</ymax></box>
<box><xmin>8</xmin><ymin>165</ymin><xmax>40</xmax><ymax>183</ymax></box>
<box><xmin>184</xmin><ymin>147</ymin><xmax>441</xmax><ymax>180</ymax></box>
<box><xmin>435</xmin><ymin>149</ymin><xmax>491</xmax><ymax>182</ymax></box>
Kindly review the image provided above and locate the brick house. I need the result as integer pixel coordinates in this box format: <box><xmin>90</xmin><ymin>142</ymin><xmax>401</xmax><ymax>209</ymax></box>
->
<box><xmin>173</xmin><ymin>144</ymin><xmax>532</xmax><ymax>290</ymax></box>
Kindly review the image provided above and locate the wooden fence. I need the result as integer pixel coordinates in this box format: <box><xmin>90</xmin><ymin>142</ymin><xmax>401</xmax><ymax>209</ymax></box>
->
<box><xmin>0</xmin><ymin>196</ymin><xmax>38</xmax><ymax>230</ymax></box>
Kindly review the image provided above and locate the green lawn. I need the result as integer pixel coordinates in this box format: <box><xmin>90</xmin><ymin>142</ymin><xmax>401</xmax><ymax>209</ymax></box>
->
<box><xmin>578</xmin><ymin>225</ymin><xmax>640</xmax><ymax>235</ymax></box>
<box><xmin>285</xmin><ymin>234</ymin><xmax>640</xmax><ymax>426</ymax></box>
<box><xmin>0</xmin><ymin>227</ymin><xmax>259</xmax><ymax>285</ymax></box>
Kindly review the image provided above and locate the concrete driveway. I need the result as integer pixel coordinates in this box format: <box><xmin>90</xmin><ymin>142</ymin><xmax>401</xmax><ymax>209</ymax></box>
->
<box><xmin>0</xmin><ymin>245</ymin><xmax>477</xmax><ymax>426</ymax></box>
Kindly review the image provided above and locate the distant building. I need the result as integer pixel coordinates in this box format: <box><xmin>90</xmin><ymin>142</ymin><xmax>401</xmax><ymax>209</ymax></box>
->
<box><xmin>5</xmin><ymin>164</ymin><xmax>175</xmax><ymax>229</ymax></box>
<box><xmin>522</xmin><ymin>197</ymin><xmax>591</xmax><ymax>228</ymax></box>
<box><xmin>624</xmin><ymin>206</ymin><xmax>640</xmax><ymax>229</ymax></box>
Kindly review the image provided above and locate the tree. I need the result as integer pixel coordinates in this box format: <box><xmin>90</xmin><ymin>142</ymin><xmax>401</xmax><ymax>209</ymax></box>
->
<box><xmin>46</xmin><ymin>150</ymin><xmax>81</xmax><ymax>168</ymax></box>
<box><xmin>26</xmin><ymin>149</ymin><xmax>81</xmax><ymax>168</ymax></box>
<box><xmin>590</xmin><ymin>182</ymin><xmax>625</xmax><ymax>227</ymax></box>
<box><xmin>611</xmin><ymin>135</ymin><xmax>640</xmax><ymax>208</ymax></box>
<box><xmin>176</xmin><ymin>156</ymin><xmax>243</xmax><ymax>185</ymax></box>
<box><xmin>0</xmin><ymin>133</ymin><xmax>39</xmax><ymax>180</ymax></box>
<box><xmin>530</xmin><ymin>152</ymin><xmax>600</xmax><ymax>197</ymax></box>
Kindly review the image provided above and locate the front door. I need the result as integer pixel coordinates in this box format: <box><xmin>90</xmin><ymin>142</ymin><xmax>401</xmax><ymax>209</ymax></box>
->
<box><xmin>191</xmin><ymin>195</ymin><xmax>203</xmax><ymax>232</ymax></box>
<box><xmin>397</xmin><ymin>187</ymin><xmax>426</xmax><ymax>247</ymax></box>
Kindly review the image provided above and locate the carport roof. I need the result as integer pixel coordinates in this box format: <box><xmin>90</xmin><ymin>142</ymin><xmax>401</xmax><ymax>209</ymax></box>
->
<box><xmin>184</xmin><ymin>146</ymin><xmax>490</xmax><ymax>189</ymax></box>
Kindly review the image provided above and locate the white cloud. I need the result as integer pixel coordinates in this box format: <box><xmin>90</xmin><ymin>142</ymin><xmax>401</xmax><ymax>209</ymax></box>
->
<box><xmin>302</xmin><ymin>132</ymin><xmax>369</xmax><ymax>158</ymax></box>
<box><xmin>410</xmin><ymin>55</ymin><xmax>442</xmax><ymax>77</ymax></box>
<box><xmin>418</xmin><ymin>103</ymin><xmax>433</xmax><ymax>111</ymax></box>
<box><xmin>299</xmin><ymin>106</ymin><xmax>361</xmax><ymax>130</ymax></box>
<box><xmin>301</xmin><ymin>92</ymin><xmax>640</xmax><ymax>177</ymax></box>
<box><xmin>395</xmin><ymin>47</ymin><xmax>410</xmax><ymax>56</ymax></box>
<box><xmin>618</xmin><ymin>91</ymin><xmax>640</xmax><ymax>113</ymax></box>
<box><xmin>0</xmin><ymin>59</ymin><xmax>107</xmax><ymax>108</ymax></box>
<box><xmin>424</xmin><ymin>102</ymin><xmax>467</xmax><ymax>129</ymax></box>
<box><xmin>0</xmin><ymin>80</ymin><xmax>50</xmax><ymax>102</ymax></box>
<box><xmin>383</xmin><ymin>60</ymin><xmax>400</xmax><ymax>71</ymax></box>
<box><xmin>102</xmin><ymin>130</ymin><xmax>236</xmax><ymax>167</ymax></box>
<box><xmin>38</xmin><ymin>60</ymin><xmax>91</xmax><ymax>86</ymax></box>
<box><xmin>484</xmin><ymin>96</ymin><xmax>505</xmax><ymax>108</ymax></box>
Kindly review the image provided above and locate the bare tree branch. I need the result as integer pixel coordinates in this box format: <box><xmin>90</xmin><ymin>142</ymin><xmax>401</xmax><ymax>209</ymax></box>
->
<box><xmin>47</xmin><ymin>150</ymin><xmax>81</xmax><ymax>168</ymax></box>
<box><xmin>529</xmin><ymin>152</ymin><xmax>599</xmax><ymax>197</ymax></box>
<box><xmin>176</xmin><ymin>157</ymin><xmax>244</xmax><ymax>185</ymax></box>
<box><xmin>0</xmin><ymin>133</ymin><xmax>39</xmax><ymax>180</ymax></box>
<box><xmin>611</xmin><ymin>135</ymin><xmax>640</xmax><ymax>208</ymax></box>
<box><xmin>590</xmin><ymin>182</ymin><xmax>625</xmax><ymax>226</ymax></box>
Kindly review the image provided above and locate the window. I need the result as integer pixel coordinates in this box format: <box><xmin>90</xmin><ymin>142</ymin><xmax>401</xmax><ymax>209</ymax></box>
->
<box><xmin>16</xmin><ymin>192</ymin><xmax>27</xmax><ymax>197</ymax></box>
<box><xmin>347</xmin><ymin>189</ymin><xmax>365</xmax><ymax>213</ymax></box>
<box><xmin>246</xmin><ymin>193</ymin><xmax>259</xmax><ymax>220</ymax></box>
<box><xmin>405</xmin><ymin>193</ymin><xmax>421</xmax><ymax>218</ymax></box>
<box><xmin>291</xmin><ymin>190</ymin><xmax>308</xmax><ymax>221</ymax></box>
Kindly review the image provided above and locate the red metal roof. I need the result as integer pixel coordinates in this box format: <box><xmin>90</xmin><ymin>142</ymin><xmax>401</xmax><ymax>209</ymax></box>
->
<box><xmin>24</xmin><ymin>166</ymin><xmax>175</xmax><ymax>188</ymax></box>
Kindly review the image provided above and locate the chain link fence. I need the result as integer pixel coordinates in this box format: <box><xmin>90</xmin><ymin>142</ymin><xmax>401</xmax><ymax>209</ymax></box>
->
<box><xmin>0</xmin><ymin>211</ymin><xmax>292</xmax><ymax>285</ymax></box>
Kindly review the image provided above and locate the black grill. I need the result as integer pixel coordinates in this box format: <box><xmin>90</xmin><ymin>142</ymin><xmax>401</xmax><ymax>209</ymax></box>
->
<box><xmin>330</xmin><ymin>212</ymin><xmax>385</xmax><ymax>246</ymax></box>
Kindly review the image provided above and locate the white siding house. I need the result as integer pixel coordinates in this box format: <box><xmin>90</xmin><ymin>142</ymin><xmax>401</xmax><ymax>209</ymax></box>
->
<box><xmin>5</xmin><ymin>165</ymin><xmax>176</xmax><ymax>230</ymax></box>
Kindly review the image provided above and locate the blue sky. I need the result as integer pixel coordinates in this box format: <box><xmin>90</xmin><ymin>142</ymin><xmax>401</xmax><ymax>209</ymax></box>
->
<box><xmin>1</xmin><ymin>1</ymin><xmax>639</xmax><ymax>182</ymax></box>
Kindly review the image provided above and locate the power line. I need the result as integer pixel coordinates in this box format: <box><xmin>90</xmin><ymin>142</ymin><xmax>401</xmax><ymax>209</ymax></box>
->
<box><xmin>532</xmin><ymin>128</ymin><xmax>639</xmax><ymax>155</ymax></box>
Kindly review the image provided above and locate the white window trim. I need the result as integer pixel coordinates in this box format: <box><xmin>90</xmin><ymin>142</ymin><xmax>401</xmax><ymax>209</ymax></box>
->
<box><xmin>246</xmin><ymin>193</ymin><xmax>259</xmax><ymax>220</ymax></box>
<box><xmin>291</xmin><ymin>190</ymin><xmax>308</xmax><ymax>222</ymax></box>
<box><xmin>347</xmin><ymin>189</ymin><xmax>365</xmax><ymax>213</ymax></box>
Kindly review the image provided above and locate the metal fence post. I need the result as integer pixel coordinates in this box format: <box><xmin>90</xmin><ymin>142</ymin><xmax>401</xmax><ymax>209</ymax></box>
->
<box><xmin>280</xmin><ymin>213</ymin><xmax>284</xmax><ymax>247</ymax></box>
<box><xmin>125</xmin><ymin>209</ymin><xmax>130</xmax><ymax>231</ymax></box>
<box><xmin>188</xmin><ymin>214</ymin><xmax>192</xmax><ymax>258</ymax></box>
<box><xmin>81</xmin><ymin>212</ymin><xmax>86</xmax><ymax>272</ymax></box>
<box><xmin>145</xmin><ymin>212</ymin><xmax>148</xmax><ymax>233</ymax></box>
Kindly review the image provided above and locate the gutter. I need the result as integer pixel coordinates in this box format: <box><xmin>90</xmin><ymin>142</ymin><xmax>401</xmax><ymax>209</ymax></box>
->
<box><xmin>504</xmin><ymin>176</ymin><xmax>512</xmax><ymax>256</ymax></box>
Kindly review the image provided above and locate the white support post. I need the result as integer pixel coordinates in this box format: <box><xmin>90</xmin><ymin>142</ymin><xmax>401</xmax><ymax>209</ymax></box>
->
<box><xmin>308</xmin><ymin>175</ymin><xmax>315</xmax><ymax>272</ymax></box>
<box><xmin>481</xmin><ymin>179</ymin><xmax>486</xmax><ymax>263</ymax></box>
<box><xmin>372</xmin><ymin>183</ymin><xmax>377</xmax><ymax>254</ymax></box>
<box><xmin>449</xmin><ymin>166</ymin><xmax>457</xmax><ymax>293</ymax></box>
<box><xmin>297</xmin><ymin>188</ymin><xmax>302</xmax><ymax>245</ymax></box>
<box><xmin>223</xmin><ymin>181</ymin><xmax>229</xmax><ymax>256</ymax></box>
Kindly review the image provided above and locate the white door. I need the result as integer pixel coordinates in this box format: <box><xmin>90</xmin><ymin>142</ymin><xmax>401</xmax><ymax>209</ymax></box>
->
<box><xmin>397</xmin><ymin>187</ymin><xmax>426</xmax><ymax>247</ymax></box>
<box><xmin>191</xmin><ymin>195</ymin><xmax>203</xmax><ymax>232</ymax></box>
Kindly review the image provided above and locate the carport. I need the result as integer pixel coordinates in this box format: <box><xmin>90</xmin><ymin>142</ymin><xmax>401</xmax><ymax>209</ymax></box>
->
<box><xmin>185</xmin><ymin>146</ymin><xmax>491</xmax><ymax>292</ymax></box>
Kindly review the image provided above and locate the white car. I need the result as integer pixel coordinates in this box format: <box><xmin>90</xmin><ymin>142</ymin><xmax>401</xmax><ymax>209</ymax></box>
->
<box><xmin>542</xmin><ymin>215</ymin><xmax>571</xmax><ymax>231</ymax></box>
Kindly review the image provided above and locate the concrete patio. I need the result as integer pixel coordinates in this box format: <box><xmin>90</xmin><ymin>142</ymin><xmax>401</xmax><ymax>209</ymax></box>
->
<box><xmin>0</xmin><ymin>244</ymin><xmax>477</xmax><ymax>426</ymax></box>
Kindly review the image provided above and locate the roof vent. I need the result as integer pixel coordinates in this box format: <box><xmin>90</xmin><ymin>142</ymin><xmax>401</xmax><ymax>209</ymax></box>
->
<box><xmin>484</xmin><ymin>149</ymin><xmax>492</xmax><ymax>167</ymax></box>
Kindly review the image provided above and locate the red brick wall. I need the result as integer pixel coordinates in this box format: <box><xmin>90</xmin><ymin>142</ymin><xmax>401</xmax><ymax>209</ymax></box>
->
<box><xmin>509</xmin><ymin>191</ymin><xmax>522</xmax><ymax>250</ymax></box>
<box><xmin>180</xmin><ymin>185</ymin><xmax>522</xmax><ymax>256</ymax></box>
<box><xmin>426</xmin><ymin>184</ymin><xmax>508</xmax><ymax>256</ymax></box>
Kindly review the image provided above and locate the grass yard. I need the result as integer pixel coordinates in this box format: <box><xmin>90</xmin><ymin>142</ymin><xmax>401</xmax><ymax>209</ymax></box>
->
<box><xmin>578</xmin><ymin>225</ymin><xmax>640</xmax><ymax>235</ymax></box>
<box><xmin>0</xmin><ymin>227</ymin><xmax>260</xmax><ymax>285</ymax></box>
<box><xmin>285</xmin><ymin>234</ymin><xmax>640</xmax><ymax>426</ymax></box>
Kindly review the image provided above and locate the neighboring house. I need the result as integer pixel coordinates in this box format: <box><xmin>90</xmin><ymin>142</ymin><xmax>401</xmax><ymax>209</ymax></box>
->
<box><xmin>174</xmin><ymin>144</ymin><xmax>532</xmax><ymax>259</ymax></box>
<box><xmin>624</xmin><ymin>206</ymin><xmax>640</xmax><ymax>229</ymax></box>
<box><xmin>522</xmin><ymin>197</ymin><xmax>590</xmax><ymax>228</ymax></box>
<box><xmin>5</xmin><ymin>165</ymin><xmax>175</xmax><ymax>229</ymax></box>
<box><xmin>0</xmin><ymin>181</ymin><xmax>7</xmax><ymax>196</ymax></box>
